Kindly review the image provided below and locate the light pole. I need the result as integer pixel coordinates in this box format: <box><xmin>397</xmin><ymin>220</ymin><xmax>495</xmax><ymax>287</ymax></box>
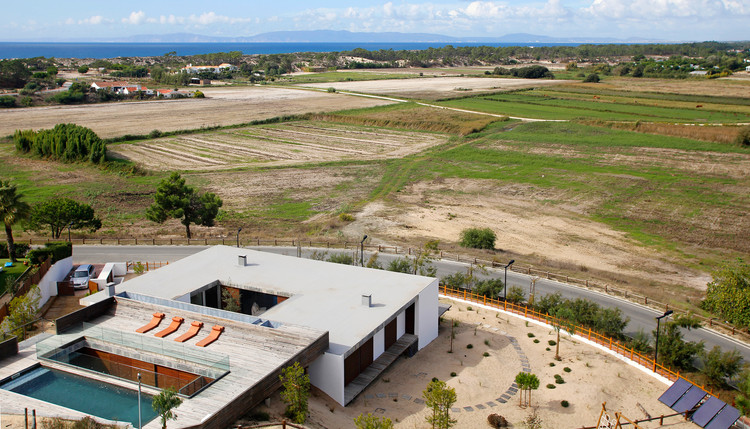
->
<box><xmin>654</xmin><ymin>310</ymin><xmax>673</xmax><ymax>369</ymax></box>
<box><xmin>360</xmin><ymin>235</ymin><xmax>368</xmax><ymax>267</ymax></box>
<box><xmin>137</xmin><ymin>372</ymin><xmax>142</xmax><ymax>429</ymax></box>
<box><xmin>236</xmin><ymin>227</ymin><xmax>242</xmax><ymax>248</ymax></box>
<box><xmin>503</xmin><ymin>259</ymin><xmax>515</xmax><ymax>301</ymax></box>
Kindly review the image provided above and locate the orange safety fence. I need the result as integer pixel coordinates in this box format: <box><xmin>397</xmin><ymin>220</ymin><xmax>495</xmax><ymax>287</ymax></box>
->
<box><xmin>439</xmin><ymin>285</ymin><xmax>713</xmax><ymax>396</ymax></box>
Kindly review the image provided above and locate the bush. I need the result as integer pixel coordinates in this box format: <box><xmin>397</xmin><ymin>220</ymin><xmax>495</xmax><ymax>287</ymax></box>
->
<box><xmin>527</xmin><ymin>333</ymin><xmax>535</xmax><ymax>338</ymax></box>
<box><xmin>702</xmin><ymin>259</ymin><xmax>750</xmax><ymax>328</ymax></box>
<box><xmin>533</xmin><ymin>339</ymin><xmax>540</xmax><ymax>343</ymax></box>
<box><xmin>0</xmin><ymin>95</ymin><xmax>16</xmax><ymax>108</ymax></box>
<box><xmin>563</xmin><ymin>367</ymin><xmax>571</xmax><ymax>373</ymax></box>
<box><xmin>487</xmin><ymin>414</ymin><xmax>509</xmax><ymax>428</ymax></box>
<box><xmin>327</xmin><ymin>87</ymin><xmax>336</xmax><ymax>93</ymax></box>
<box><xmin>583</xmin><ymin>73</ymin><xmax>600</xmax><ymax>83</ymax></box>
<box><xmin>339</xmin><ymin>213</ymin><xmax>355</xmax><ymax>222</ymax></box>
<box><xmin>327</xmin><ymin>253</ymin><xmax>353</xmax><ymax>265</ymax></box>
<box><xmin>735</xmin><ymin>126</ymin><xmax>750</xmax><ymax>147</ymax></box>
<box><xmin>549</xmin><ymin>362</ymin><xmax>555</xmax><ymax>367</ymax></box>
<box><xmin>149</xmin><ymin>129</ymin><xmax>163</xmax><ymax>139</ymax></box>
<box><xmin>77</xmin><ymin>65</ymin><xmax>90</xmax><ymax>74</ymax></box>
<box><xmin>561</xmin><ymin>400</ymin><xmax>569</xmax><ymax>408</ymax></box>
<box><xmin>14</xmin><ymin>124</ymin><xmax>106</xmax><ymax>164</ymax></box>
<box><xmin>506</xmin><ymin>286</ymin><xmax>525</xmax><ymax>304</ymax></box>
<box><xmin>450</xmin><ymin>372</ymin><xmax>457</xmax><ymax>377</ymax></box>
<box><xmin>466</xmin><ymin>344</ymin><xmax>473</xmax><ymax>349</ymax></box>
<box><xmin>546</xmin><ymin>383</ymin><xmax>556</xmax><ymax>389</ymax></box>
<box><xmin>554</xmin><ymin>374</ymin><xmax>565</xmax><ymax>384</ymax></box>
<box><xmin>548</xmin><ymin>340</ymin><xmax>556</xmax><ymax>346</ymax></box>
<box><xmin>459</xmin><ymin>227</ymin><xmax>496</xmax><ymax>249</ymax></box>
<box><xmin>0</xmin><ymin>242</ymin><xmax>30</xmax><ymax>259</ymax></box>
<box><xmin>27</xmin><ymin>242</ymin><xmax>72</xmax><ymax>264</ymax></box>
<box><xmin>483</xmin><ymin>352</ymin><xmax>490</xmax><ymax>357</ymax></box>
<box><xmin>193</xmin><ymin>90</ymin><xmax>205</xmax><ymax>98</ymax></box>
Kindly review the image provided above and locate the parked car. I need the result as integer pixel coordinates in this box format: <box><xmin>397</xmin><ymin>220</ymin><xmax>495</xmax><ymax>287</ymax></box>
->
<box><xmin>71</xmin><ymin>264</ymin><xmax>95</xmax><ymax>289</ymax></box>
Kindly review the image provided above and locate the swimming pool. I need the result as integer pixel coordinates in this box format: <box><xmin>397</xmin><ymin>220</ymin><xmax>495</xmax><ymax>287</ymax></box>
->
<box><xmin>1</xmin><ymin>366</ymin><xmax>158</xmax><ymax>427</ymax></box>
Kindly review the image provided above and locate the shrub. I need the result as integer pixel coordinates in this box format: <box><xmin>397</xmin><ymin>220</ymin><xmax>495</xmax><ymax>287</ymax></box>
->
<box><xmin>327</xmin><ymin>253</ymin><xmax>354</xmax><ymax>265</ymax></box>
<box><xmin>327</xmin><ymin>87</ymin><xmax>336</xmax><ymax>93</ymax></box>
<box><xmin>483</xmin><ymin>352</ymin><xmax>490</xmax><ymax>357</ymax></box>
<box><xmin>563</xmin><ymin>367</ymin><xmax>571</xmax><ymax>373</ymax></box>
<box><xmin>77</xmin><ymin>65</ymin><xmax>89</xmax><ymax>74</ymax></box>
<box><xmin>735</xmin><ymin>126</ymin><xmax>750</xmax><ymax>147</ymax></box>
<box><xmin>466</xmin><ymin>344</ymin><xmax>473</xmax><ymax>349</ymax></box>
<box><xmin>533</xmin><ymin>339</ymin><xmax>540</xmax><ymax>343</ymax></box>
<box><xmin>148</xmin><ymin>129</ymin><xmax>163</xmax><ymax>139</ymax></box>
<box><xmin>487</xmin><ymin>414</ymin><xmax>509</xmax><ymax>428</ymax></box>
<box><xmin>506</xmin><ymin>286</ymin><xmax>525</xmax><ymax>304</ymax></box>
<box><xmin>0</xmin><ymin>95</ymin><xmax>16</xmax><ymax>108</ymax></box>
<box><xmin>193</xmin><ymin>90</ymin><xmax>205</xmax><ymax>98</ymax></box>
<box><xmin>27</xmin><ymin>241</ymin><xmax>72</xmax><ymax>264</ymax></box>
<box><xmin>0</xmin><ymin>242</ymin><xmax>30</xmax><ymax>259</ymax></box>
<box><xmin>484</xmin><ymin>339</ymin><xmax>490</xmax><ymax>346</ymax></box>
<box><xmin>546</xmin><ymin>383</ymin><xmax>556</xmax><ymax>389</ymax></box>
<box><xmin>548</xmin><ymin>340</ymin><xmax>557</xmax><ymax>346</ymax></box>
<box><xmin>554</xmin><ymin>374</ymin><xmax>565</xmax><ymax>384</ymax></box>
<box><xmin>527</xmin><ymin>333</ymin><xmax>535</xmax><ymax>338</ymax></box>
<box><xmin>561</xmin><ymin>400</ymin><xmax>569</xmax><ymax>408</ymax></box>
<box><xmin>467</xmin><ymin>306</ymin><xmax>473</xmax><ymax>311</ymax></box>
<box><xmin>459</xmin><ymin>227</ymin><xmax>496</xmax><ymax>249</ymax></box>
<box><xmin>450</xmin><ymin>372</ymin><xmax>457</xmax><ymax>377</ymax></box>
<box><xmin>339</xmin><ymin>213</ymin><xmax>355</xmax><ymax>222</ymax></box>
<box><xmin>14</xmin><ymin>124</ymin><xmax>106</xmax><ymax>164</ymax></box>
<box><xmin>584</xmin><ymin>73</ymin><xmax>601</xmax><ymax>83</ymax></box>
<box><xmin>549</xmin><ymin>362</ymin><xmax>555</xmax><ymax>367</ymax></box>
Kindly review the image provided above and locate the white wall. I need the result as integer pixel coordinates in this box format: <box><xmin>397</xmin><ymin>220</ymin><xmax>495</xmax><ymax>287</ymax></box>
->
<box><xmin>373</xmin><ymin>329</ymin><xmax>385</xmax><ymax>360</ymax></box>
<box><xmin>37</xmin><ymin>256</ymin><xmax>73</xmax><ymax>308</ymax></box>
<box><xmin>416</xmin><ymin>278</ymin><xmax>439</xmax><ymax>350</ymax></box>
<box><xmin>175</xmin><ymin>293</ymin><xmax>190</xmax><ymax>303</ymax></box>
<box><xmin>396</xmin><ymin>311</ymin><xmax>405</xmax><ymax>339</ymax></box>
<box><xmin>308</xmin><ymin>352</ymin><xmax>345</xmax><ymax>405</ymax></box>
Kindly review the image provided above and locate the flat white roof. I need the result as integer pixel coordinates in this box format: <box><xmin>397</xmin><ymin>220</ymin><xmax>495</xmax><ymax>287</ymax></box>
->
<box><xmin>109</xmin><ymin>245</ymin><xmax>436</xmax><ymax>354</ymax></box>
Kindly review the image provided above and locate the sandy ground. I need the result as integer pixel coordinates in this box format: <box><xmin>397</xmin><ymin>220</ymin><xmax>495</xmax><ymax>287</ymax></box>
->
<box><xmin>343</xmin><ymin>179</ymin><xmax>710</xmax><ymax>291</ymax></box>
<box><xmin>253</xmin><ymin>297</ymin><xmax>695</xmax><ymax>429</ymax></box>
<box><xmin>598</xmin><ymin>77</ymin><xmax>750</xmax><ymax>98</ymax></box>
<box><xmin>0</xmin><ymin>86</ymin><xmax>391</xmax><ymax>138</ymax></box>
<box><xmin>297</xmin><ymin>77</ymin><xmax>569</xmax><ymax>99</ymax></box>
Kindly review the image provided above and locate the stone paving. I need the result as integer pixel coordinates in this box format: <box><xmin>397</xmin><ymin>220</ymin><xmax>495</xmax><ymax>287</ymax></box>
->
<box><xmin>359</xmin><ymin>334</ymin><xmax>530</xmax><ymax>414</ymax></box>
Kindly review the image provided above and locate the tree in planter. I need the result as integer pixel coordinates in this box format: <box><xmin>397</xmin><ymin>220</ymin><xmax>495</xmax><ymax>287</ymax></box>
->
<box><xmin>423</xmin><ymin>379</ymin><xmax>457</xmax><ymax>429</ymax></box>
<box><xmin>0</xmin><ymin>180</ymin><xmax>30</xmax><ymax>262</ymax></box>
<box><xmin>29</xmin><ymin>198</ymin><xmax>101</xmax><ymax>239</ymax></box>
<box><xmin>146</xmin><ymin>173</ymin><xmax>223</xmax><ymax>239</ymax></box>
<box><xmin>0</xmin><ymin>285</ymin><xmax>41</xmax><ymax>340</ymax></box>
<box><xmin>152</xmin><ymin>387</ymin><xmax>183</xmax><ymax>429</ymax></box>
<box><xmin>279</xmin><ymin>361</ymin><xmax>310</xmax><ymax>424</ymax></box>
<box><xmin>354</xmin><ymin>413</ymin><xmax>394</xmax><ymax>429</ymax></box>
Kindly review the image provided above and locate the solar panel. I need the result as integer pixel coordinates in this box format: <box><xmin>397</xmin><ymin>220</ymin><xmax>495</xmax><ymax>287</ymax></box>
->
<box><xmin>672</xmin><ymin>386</ymin><xmax>707</xmax><ymax>413</ymax></box>
<box><xmin>658</xmin><ymin>378</ymin><xmax>692</xmax><ymax>407</ymax></box>
<box><xmin>704</xmin><ymin>405</ymin><xmax>740</xmax><ymax>429</ymax></box>
<box><xmin>691</xmin><ymin>397</ymin><xmax>726</xmax><ymax>428</ymax></box>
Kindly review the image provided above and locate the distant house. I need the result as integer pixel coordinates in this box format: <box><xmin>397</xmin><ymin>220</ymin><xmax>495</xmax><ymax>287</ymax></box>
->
<box><xmin>746</xmin><ymin>65</ymin><xmax>750</xmax><ymax>72</ymax></box>
<box><xmin>689</xmin><ymin>70</ymin><xmax>708</xmax><ymax>76</ymax></box>
<box><xmin>90</xmin><ymin>81</ymin><xmax>130</xmax><ymax>92</ymax></box>
<box><xmin>182</xmin><ymin>63</ymin><xmax>237</xmax><ymax>74</ymax></box>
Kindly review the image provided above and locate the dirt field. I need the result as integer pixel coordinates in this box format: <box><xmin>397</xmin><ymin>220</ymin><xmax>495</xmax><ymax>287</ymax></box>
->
<box><xmin>297</xmin><ymin>77</ymin><xmax>570</xmax><ymax>100</ymax></box>
<box><xmin>595</xmin><ymin>77</ymin><xmax>750</xmax><ymax>98</ymax></box>
<box><xmin>108</xmin><ymin>121</ymin><xmax>448</xmax><ymax>171</ymax></box>
<box><xmin>342</xmin><ymin>178</ymin><xmax>711</xmax><ymax>293</ymax></box>
<box><xmin>0</xmin><ymin>86</ymin><xmax>392</xmax><ymax>138</ymax></box>
<box><xmin>252</xmin><ymin>297</ymin><xmax>691</xmax><ymax>429</ymax></box>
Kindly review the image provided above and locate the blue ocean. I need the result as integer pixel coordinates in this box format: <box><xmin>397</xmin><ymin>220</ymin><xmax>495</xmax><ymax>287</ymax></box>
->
<box><xmin>0</xmin><ymin>42</ymin><xmax>582</xmax><ymax>59</ymax></box>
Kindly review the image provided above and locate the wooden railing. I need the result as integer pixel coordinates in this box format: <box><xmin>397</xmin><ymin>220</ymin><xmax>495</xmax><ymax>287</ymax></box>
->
<box><xmin>439</xmin><ymin>285</ymin><xmax>714</xmax><ymax>396</ymax></box>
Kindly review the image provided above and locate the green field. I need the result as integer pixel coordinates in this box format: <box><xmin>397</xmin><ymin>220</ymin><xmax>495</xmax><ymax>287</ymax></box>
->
<box><xmin>437</xmin><ymin>90</ymin><xmax>750</xmax><ymax>123</ymax></box>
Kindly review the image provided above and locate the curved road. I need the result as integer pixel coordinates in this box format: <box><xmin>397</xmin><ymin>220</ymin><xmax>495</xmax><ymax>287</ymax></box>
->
<box><xmin>73</xmin><ymin>244</ymin><xmax>750</xmax><ymax>363</ymax></box>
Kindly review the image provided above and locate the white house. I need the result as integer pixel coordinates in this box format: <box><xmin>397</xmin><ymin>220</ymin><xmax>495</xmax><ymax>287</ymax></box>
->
<box><xmin>182</xmin><ymin>63</ymin><xmax>237</xmax><ymax>74</ymax></box>
<box><xmin>82</xmin><ymin>245</ymin><xmax>439</xmax><ymax>407</ymax></box>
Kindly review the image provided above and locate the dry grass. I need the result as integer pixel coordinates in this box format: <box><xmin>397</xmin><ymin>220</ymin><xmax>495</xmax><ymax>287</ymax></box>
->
<box><xmin>314</xmin><ymin>103</ymin><xmax>504</xmax><ymax>135</ymax></box>
<box><xmin>583</xmin><ymin>120</ymin><xmax>742</xmax><ymax>144</ymax></box>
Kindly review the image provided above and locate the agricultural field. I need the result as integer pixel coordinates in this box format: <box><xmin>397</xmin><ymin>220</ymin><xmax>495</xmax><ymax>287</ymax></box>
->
<box><xmin>107</xmin><ymin>121</ymin><xmax>449</xmax><ymax>171</ymax></box>
<box><xmin>437</xmin><ymin>86</ymin><xmax>750</xmax><ymax>122</ymax></box>
<box><xmin>296</xmin><ymin>76</ymin><xmax>568</xmax><ymax>100</ymax></box>
<box><xmin>0</xmin><ymin>86</ymin><xmax>392</xmax><ymax>139</ymax></box>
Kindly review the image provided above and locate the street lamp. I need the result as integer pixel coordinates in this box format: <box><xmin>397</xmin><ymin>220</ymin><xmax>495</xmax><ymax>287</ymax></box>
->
<box><xmin>360</xmin><ymin>235</ymin><xmax>368</xmax><ymax>267</ymax></box>
<box><xmin>137</xmin><ymin>372</ymin><xmax>142</xmax><ymax>429</ymax></box>
<box><xmin>503</xmin><ymin>260</ymin><xmax>515</xmax><ymax>301</ymax></box>
<box><xmin>236</xmin><ymin>227</ymin><xmax>242</xmax><ymax>248</ymax></box>
<box><xmin>654</xmin><ymin>310</ymin><xmax>674</xmax><ymax>368</ymax></box>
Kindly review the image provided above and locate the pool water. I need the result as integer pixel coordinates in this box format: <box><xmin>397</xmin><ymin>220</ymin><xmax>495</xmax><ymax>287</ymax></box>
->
<box><xmin>2</xmin><ymin>366</ymin><xmax>158</xmax><ymax>426</ymax></box>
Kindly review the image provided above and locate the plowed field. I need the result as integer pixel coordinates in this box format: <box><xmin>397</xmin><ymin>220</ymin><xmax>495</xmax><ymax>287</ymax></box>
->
<box><xmin>108</xmin><ymin>121</ymin><xmax>448</xmax><ymax>171</ymax></box>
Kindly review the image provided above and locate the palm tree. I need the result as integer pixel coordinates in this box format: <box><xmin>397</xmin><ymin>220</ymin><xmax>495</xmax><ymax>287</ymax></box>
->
<box><xmin>0</xmin><ymin>180</ymin><xmax>30</xmax><ymax>263</ymax></box>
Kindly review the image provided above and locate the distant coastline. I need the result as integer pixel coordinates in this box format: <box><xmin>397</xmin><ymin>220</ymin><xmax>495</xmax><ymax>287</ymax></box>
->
<box><xmin>0</xmin><ymin>41</ymin><xmax>591</xmax><ymax>60</ymax></box>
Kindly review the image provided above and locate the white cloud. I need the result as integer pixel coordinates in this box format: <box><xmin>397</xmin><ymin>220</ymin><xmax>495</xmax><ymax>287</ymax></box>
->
<box><xmin>584</xmin><ymin>0</ymin><xmax>749</xmax><ymax>19</ymax></box>
<box><xmin>122</xmin><ymin>11</ymin><xmax>146</xmax><ymax>25</ymax></box>
<box><xmin>78</xmin><ymin>15</ymin><xmax>108</xmax><ymax>25</ymax></box>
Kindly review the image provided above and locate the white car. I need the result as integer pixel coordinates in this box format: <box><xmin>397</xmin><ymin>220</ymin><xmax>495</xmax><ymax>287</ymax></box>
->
<box><xmin>71</xmin><ymin>264</ymin><xmax>95</xmax><ymax>289</ymax></box>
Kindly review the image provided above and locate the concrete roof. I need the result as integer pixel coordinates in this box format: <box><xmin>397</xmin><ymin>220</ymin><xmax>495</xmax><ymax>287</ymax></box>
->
<box><xmin>107</xmin><ymin>245</ymin><xmax>436</xmax><ymax>355</ymax></box>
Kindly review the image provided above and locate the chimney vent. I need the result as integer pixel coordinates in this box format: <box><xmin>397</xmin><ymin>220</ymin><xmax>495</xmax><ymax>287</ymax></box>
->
<box><xmin>238</xmin><ymin>255</ymin><xmax>247</xmax><ymax>266</ymax></box>
<box><xmin>361</xmin><ymin>294</ymin><xmax>372</xmax><ymax>307</ymax></box>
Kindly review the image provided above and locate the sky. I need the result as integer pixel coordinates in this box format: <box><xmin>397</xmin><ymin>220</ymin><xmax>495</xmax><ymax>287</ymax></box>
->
<box><xmin>2</xmin><ymin>0</ymin><xmax>749</xmax><ymax>42</ymax></box>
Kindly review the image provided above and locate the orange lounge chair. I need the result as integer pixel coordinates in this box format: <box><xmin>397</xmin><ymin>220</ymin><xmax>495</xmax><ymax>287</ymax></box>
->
<box><xmin>195</xmin><ymin>325</ymin><xmax>224</xmax><ymax>347</ymax></box>
<box><xmin>154</xmin><ymin>317</ymin><xmax>184</xmax><ymax>338</ymax></box>
<box><xmin>174</xmin><ymin>321</ymin><xmax>204</xmax><ymax>343</ymax></box>
<box><xmin>135</xmin><ymin>312</ymin><xmax>165</xmax><ymax>333</ymax></box>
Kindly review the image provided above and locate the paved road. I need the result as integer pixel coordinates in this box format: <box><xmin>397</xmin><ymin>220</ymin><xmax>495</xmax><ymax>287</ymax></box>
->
<box><xmin>74</xmin><ymin>244</ymin><xmax>750</xmax><ymax>363</ymax></box>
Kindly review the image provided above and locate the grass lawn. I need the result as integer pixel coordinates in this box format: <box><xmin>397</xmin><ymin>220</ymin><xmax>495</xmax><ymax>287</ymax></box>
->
<box><xmin>0</xmin><ymin>258</ymin><xmax>29</xmax><ymax>295</ymax></box>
